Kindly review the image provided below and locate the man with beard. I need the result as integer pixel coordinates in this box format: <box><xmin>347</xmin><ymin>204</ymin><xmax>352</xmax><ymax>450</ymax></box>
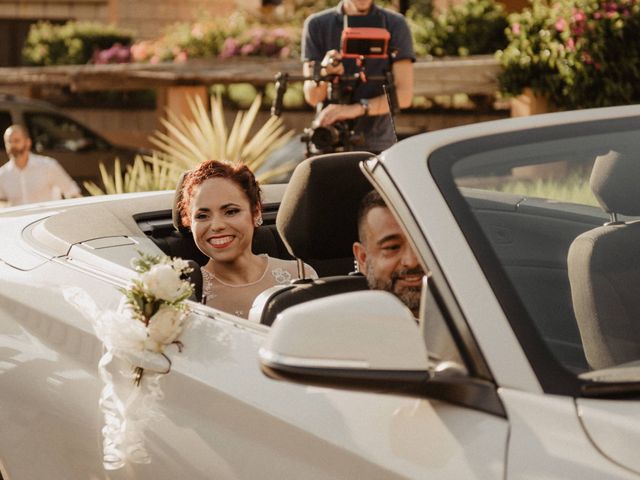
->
<box><xmin>1</xmin><ymin>124</ymin><xmax>80</xmax><ymax>206</ymax></box>
<box><xmin>352</xmin><ymin>189</ymin><xmax>424</xmax><ymax>317</ymax></box>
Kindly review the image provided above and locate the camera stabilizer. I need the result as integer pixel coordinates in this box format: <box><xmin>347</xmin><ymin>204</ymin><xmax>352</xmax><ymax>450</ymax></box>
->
<box><xmin>271</xmin><ymin>20</ymin><xmax>400</xmax><ymax>157</ymax></box>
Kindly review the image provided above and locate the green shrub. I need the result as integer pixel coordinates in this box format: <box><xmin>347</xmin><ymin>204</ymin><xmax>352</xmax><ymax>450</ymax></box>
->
<box><xmin>130</xmin><ymin>13</ymin><xmax>299</xmax><ymax>63</ymax></box>
<box><xmin>23</xmin><ymin>21</ymin><xmax>133</xmax><ymax>66</ymax></box>
<box><xmin>497</xmin><ymin>0</ymin><xmax>640</xmax><ymax>109</ymax></box>
<box><xmin>410</xmin><ymin>0</ymin><xmax>508</xmax><ymax>57</ymax></box>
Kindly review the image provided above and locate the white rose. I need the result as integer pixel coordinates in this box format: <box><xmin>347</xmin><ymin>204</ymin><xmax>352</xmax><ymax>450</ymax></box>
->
<box><xmin>146</xmin><ymin>305</ymin><xmax>185</xmax><ymax>352</ymax></box>
<box><xmin>171</xmin><ymin>258</ymin><xmax>191</xmax><ymax>274</ymax></box>
<box><xmin>140</xmin><ymin>264</ymin><xmax>186</xmax><ymax>302</ymax></box>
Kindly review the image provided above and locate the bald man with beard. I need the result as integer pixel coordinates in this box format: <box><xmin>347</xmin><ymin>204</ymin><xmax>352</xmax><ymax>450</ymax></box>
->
<box><xmin>1</xmin><ymin>124</ymin><xmax>80</xmax><ymax>206</ymax></box>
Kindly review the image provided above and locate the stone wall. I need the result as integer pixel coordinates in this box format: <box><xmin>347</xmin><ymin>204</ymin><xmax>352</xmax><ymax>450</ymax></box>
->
<box><xmin>110</xmin><ymin>0</ymin><xmax>241</xmax><ymax>39</ymax></box>
<box><xmin>0</xmin><ymin>0</ymin><xmax>109</xmax><ymax>21</ymax></box>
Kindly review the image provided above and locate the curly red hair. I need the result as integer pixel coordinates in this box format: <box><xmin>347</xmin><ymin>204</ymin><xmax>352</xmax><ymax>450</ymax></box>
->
<box><xmin>179</xmin><ymin>160</ymin><xmax>262</xmax><ymax>227</ymax></box>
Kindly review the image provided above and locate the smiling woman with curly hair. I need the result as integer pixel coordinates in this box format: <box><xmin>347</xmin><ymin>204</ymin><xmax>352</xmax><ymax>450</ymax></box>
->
<box><xmin>180</xmin><ymin>160</ymin><xmax>317</xmax><ymax>318</ymax></box>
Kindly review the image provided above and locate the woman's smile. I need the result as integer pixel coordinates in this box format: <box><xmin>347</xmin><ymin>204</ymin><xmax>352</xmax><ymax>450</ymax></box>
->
<box><xmin>208</xmin><ymin>235</ymin><xmax>235</xmax><ymax>249</ymax></box>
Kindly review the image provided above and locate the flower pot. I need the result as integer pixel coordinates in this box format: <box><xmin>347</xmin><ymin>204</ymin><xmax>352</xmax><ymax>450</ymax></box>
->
<box><xmin>510</xmin><ymin>87</ymin><xmax>549</xmax><ymax>117</ymax></box>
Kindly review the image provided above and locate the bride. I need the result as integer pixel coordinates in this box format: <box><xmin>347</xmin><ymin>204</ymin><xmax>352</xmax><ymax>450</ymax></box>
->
<box><xmin>178</xmin><ymin>160</ymin><xmax>317</xmax><ymax>319</ymax></box>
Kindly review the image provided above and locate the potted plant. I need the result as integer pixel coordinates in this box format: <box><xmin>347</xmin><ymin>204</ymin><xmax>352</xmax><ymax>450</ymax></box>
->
<box><xmin>498</xmin><ymin>0</ymin><xmax>640</xmax><ymax>115</ymax></box>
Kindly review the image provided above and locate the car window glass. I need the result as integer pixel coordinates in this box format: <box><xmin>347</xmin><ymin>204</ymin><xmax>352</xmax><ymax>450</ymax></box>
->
<box><xmin>422</xmin><ymin>284</ymin><xmax>465</xmax><ymax>369</ymax></box>
<box><xmin>0</xmin><ymin>111</ymin><xmax>12</xmax><ymax>149</ymax></box>
<box><xmin>24</xmin><ymin>112</ymin><xmax>110</xmax><ymax>153</ymax></box>
<box><xmin>432</xmin><ymin>117</ymin><xmax>640</xmax><ymax>382</ymax></box>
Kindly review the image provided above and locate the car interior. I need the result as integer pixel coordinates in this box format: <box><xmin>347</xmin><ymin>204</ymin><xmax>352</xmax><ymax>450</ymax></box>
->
<box><xmin>134</xmin><ymin>136</ymin><xmax>640</xmax><ymax>375</ymax></box>
<box><xmin>462</xmin><ymin>188</ymin><xmax>601</xmax><ymax>373</ymax></box>
<box><xmin>136</xmin><ymin>151</ymin><xmax>376</xmax><ymax>326</ymax></box>
<box><xmin>447</xmin><ymin>123</ymin><xmax>640</xmax><ymax>375</ymax></box>
<box><xmin>568</xmin><ymin>149</ymin><xmax>640</xmax><ymax>370</ymax></box>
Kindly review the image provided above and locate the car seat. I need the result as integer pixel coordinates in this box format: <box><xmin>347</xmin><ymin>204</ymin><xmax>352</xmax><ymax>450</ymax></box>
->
<box><xmin>250</xmin><ymin>151</ymin><xmax>376</xmax><ymax>326</ymax></box>
<box><xmin>568</xmin><ymin>150</ymin><xmax>640</xmax><ymax>369</ymax></box>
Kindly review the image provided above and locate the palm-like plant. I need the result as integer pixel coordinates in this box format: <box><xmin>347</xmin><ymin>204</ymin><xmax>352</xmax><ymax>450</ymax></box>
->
<box><xmin>83</xmin><ymin>154</ymin><xmax>182</xmax><ymax>195</ymax></box>
<box><xmin>84</xmin><ymin>93</ymin><xmax>295</xmax><ymax>195</ymax></box>
<box><xmin>150</xmin><ymin>93</ymin><xmax>294</xmax><ymax>180</ymax></box>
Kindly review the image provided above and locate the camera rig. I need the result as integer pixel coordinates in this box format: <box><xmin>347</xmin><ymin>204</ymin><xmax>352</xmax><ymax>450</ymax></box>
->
<box><xmin>271</xmin><ymin>16</ymin><xmax>400</xmax><ymax>156</ymax></box>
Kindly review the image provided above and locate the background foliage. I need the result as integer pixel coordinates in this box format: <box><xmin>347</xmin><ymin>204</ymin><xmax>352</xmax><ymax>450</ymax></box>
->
<box><xmin>84</xmin><ymin>94</ymin><xmax>295</xmax><ymax>195</ymax></box>
<box><xmin>23</xmin><ymin>21</ymin><xmax>134</xmax><ymax>65</ymax></box>
<box><xmin>498</xmin><ymin>0</ymin><xmax>640</xmax><ymax>109</ymax></box>
<box><xmin>23</xmin><ymin>0</ymin><xmax>508</xmax><ymax>65</ymax></box>
<box><xmin>129</xmin><ymin>14</ymin><xmax>299</xmax><ymax>64</ymax></box>
<box><xmin>410</xmin><ymin>0</ymin><xmax>508</xmax><ymax>57</ymax></box>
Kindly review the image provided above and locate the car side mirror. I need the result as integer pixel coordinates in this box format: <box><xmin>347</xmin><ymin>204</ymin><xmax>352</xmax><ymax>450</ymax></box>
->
<box><xmin>259</xmin><ymin>290</ymin><xmax>431</xmax><ymax>395</ymax></box>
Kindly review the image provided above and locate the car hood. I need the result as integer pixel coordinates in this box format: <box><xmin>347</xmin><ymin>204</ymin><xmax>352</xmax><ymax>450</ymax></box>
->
<box><xmin>577</xmin><ymin>397</ymin><xmax>640</xmax><ymax>474</ymax></box>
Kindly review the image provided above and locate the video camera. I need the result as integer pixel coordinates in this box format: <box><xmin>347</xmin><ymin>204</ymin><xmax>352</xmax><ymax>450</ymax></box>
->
<box><xmin>271</xmin><ymin>14</ymin><xmax>399</xmax><ymax>156</ymax></box>
<box><xmin>341</xmin><ymin>20</ymin><xmax>390</xmax><ymax>59</ymax></box>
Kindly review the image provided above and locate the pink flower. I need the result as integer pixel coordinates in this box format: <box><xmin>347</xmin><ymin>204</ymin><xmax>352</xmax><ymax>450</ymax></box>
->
<box><xmin>572</xmin><ymin>9</ymin><xmax>586</xmax><ymax>22</ymax></box>
<box><xmin>279</xmin><ymin>46</ymin><xmax>291</xmax><ymax>59</ymax></box>
<box><xmin>566</xmin><ymin>37</ymin><xmax>576</xmax><ymax>50</ymax></box>
<box><xmin>555</xmin><ymin>18</ymin><xmax>567</xmax><ymax>31</ymax></box>
<box><xmin>220</xmin><ymin>38</ymin><xmax>239</xmax><ymax>58</ymax></box>
<box><xmin>191</xmin><ymin>24</ymin><xmax>204</xmax><ymax>39</ymax></box>
<box><xmin>571</xmin><ymin>24</ymin><xmax>585</xmax><ymax>35</ymax></box>
<box><xmin>240</xmin><ymin>43</ymin><xmax>255</xmax><ymax>56</ymax></box>
<box><xmin>250</xmin><ymin>27</ymin><xmax>266</xmax><ymax>39</ymax></box>
<box><xmin>131</xmin><ymin>41</ymin><xmax>151</xmax><ymax>62</ymax></box>
<box><xmin>92</xmin><ymin>43</ymin><xmax>131</xmax><ymax>64</ymax></box>
<box><xmin>511</xmin><ymin>22</ymin><xmax>521</xmax><ymax>35</ymax></box>
<box><xmin>174</xmin><ymin>51</ymin><xmax>188</xmax><ymax>63</ymax></box>
<box><xmin>604</xmin><ymin>2</ymin><xmax>618</xmax><ymax>12</ymax></box>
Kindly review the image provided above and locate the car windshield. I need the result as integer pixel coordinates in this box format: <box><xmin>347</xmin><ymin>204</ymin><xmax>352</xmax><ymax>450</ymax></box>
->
<box><xmin>431</xmin><ymin>114</ymin><xmax>640</xmax><ymax>385</ymax></box>
<box><xmin>25</xmin><ymin>112</ymin><xmax>109</xmax><ymax>152</ymax></box>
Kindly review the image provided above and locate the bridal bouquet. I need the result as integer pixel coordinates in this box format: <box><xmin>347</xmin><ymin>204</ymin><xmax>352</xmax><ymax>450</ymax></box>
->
<box><xmin>120</xmin><ymin>252</ymin><xmax>193</xmax><ymax>384</ymax></box>
<box><xmin>95</xmin><ymin>251</ymin><xmax>194</xmax><ymax>470</ymax></box>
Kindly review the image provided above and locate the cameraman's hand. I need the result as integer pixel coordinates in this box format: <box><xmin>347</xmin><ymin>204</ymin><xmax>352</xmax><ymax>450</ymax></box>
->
<box><xmin>316</xmin><ymin>103</ymin><xmax>364</xmax><ymax>127</ymax></box>
<box><xmin>320</xmin><ymin>49</ymin><xmax>344</xmax><ymax>76</ymax></box>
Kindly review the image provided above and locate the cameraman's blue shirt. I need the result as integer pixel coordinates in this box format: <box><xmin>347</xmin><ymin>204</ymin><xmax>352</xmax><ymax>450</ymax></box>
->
<box><xmin>302</xmin><ymin>1</ymin><xmax>415</xmax><ymax>152</ymax></box>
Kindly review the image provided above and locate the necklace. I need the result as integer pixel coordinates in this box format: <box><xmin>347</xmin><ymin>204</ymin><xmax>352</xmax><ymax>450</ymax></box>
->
<box><xmin>204</xmin><ymin>256</ymin><xmax>269</xmax><ymax>288</ymax></box>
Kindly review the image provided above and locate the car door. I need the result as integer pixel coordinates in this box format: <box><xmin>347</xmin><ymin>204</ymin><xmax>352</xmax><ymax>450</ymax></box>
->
<box><xmin>95</xmin><ymin>252</ymin><xmax>507</xmax><ymax>479</ymax></box>
<box><xmin>409</xmin><ymin>113</ymin><xmax>640</xmax><ymax>479</ymax></box>
<box><xmin>0</xmin><ymin>199</ymin><xmax>507</xmax><ymax>480</ymax></box>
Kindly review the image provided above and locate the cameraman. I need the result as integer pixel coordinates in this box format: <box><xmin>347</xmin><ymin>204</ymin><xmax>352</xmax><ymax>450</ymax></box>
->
<box><xmin>301</xmin><ymin>0</ymin><xmax>415</xmax><ymax>153</ymax></box>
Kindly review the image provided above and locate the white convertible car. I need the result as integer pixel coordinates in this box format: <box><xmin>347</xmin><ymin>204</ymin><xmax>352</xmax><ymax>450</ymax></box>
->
<box><xmin>2</xmin><ymin>105</ymin><xmax>640</xmax><ymax>479</ymax></box>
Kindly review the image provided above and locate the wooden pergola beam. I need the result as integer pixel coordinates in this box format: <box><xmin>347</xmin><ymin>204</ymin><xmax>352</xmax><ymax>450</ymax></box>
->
<box><xmin>0</xmin><ymin>55</ymin><xmax>501</xmax><ymax>97</ymax></box>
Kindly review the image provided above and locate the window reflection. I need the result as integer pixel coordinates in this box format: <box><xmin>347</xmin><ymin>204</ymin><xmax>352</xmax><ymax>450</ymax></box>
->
<box><xmin>25</xmin><ymin>113</ymin><xmax>109</xmax><ymax>153</ymax></box>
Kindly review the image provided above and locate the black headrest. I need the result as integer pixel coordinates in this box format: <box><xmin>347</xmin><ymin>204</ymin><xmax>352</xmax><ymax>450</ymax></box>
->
<box><xmin>172</xmin><ymin>171</ymin><xmax>190</xmax><ymax>234</ymax></box>
<box><xmin>276</xmin><ymin>151</ymin><xmax>374</xmax><ymax>260</ymax></box>
<box><xmin>186</xmin><ymin>259</ymin><xmax>203</xmax><ymax>302</ymax></box>
<box><xmin>591</xmin><ymin>150</ymin><xmax>640</xmax><ymax>217</ymax></box>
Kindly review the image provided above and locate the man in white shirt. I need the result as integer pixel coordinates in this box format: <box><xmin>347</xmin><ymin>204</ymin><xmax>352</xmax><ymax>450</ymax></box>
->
<box><xmin>1</xmin><ymin>124</ymin><xmax>81</xmax><ymax>206</ymax></box>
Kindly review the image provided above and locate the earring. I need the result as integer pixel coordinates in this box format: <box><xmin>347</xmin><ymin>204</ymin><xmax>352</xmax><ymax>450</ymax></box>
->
<box><xmin>255</xmin><ymin>217</ymin><xmax>263</xmax><ymax>227</ymax></box>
